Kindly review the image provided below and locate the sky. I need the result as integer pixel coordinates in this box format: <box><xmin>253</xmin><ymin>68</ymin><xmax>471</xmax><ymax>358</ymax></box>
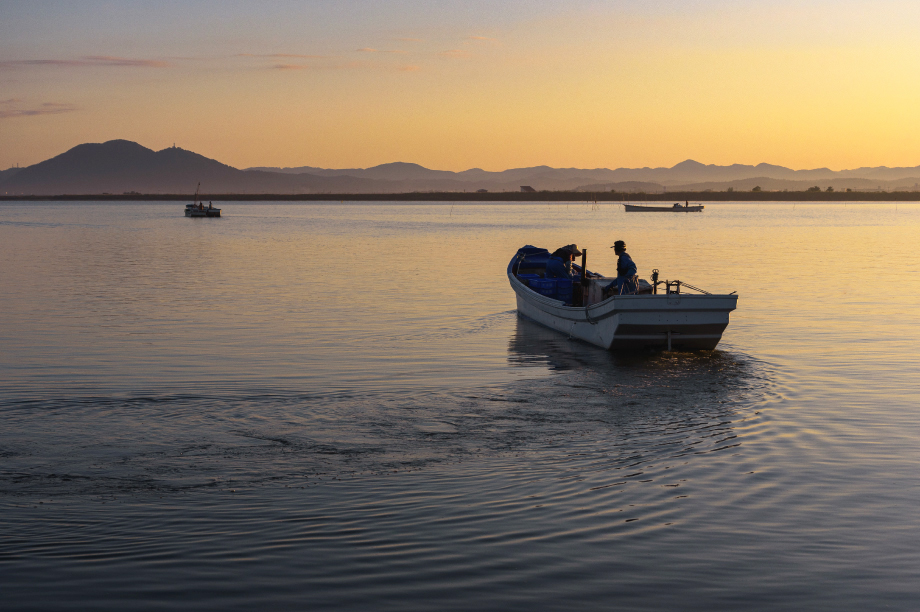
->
<box><xmin>2</xmin><ymin>0</ymin><xmax>920</xmax><ymax>171</ymax></box>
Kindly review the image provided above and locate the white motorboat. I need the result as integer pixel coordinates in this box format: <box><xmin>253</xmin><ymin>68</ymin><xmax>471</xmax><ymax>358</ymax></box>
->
<box><xmin>185</xmin><ymin>183</ymin><xmax>221</xmax><ymax>217</ymax></box>
<box><xmin>509</xmin><ymin>246</ymin><xmax>737</xmax><ymax>351</ymax></box>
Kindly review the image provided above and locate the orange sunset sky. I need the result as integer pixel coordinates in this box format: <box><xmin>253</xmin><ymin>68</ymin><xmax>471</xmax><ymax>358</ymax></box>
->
<box><xmin>2</xmin><ymin>0</ymin><xmax>920</xmax><ymax>171</ymax></box>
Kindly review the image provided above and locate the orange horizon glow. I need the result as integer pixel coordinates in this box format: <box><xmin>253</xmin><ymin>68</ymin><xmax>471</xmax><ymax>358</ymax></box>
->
<box><xmin>3</xmin><ymin>1</ymin><xmax>920</xmax><ymax>172</ymax></box>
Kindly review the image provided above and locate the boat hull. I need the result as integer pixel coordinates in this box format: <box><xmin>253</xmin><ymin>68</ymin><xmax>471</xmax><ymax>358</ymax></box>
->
<box><xmin>185</xmin><ymin>208</ymin><xmax>221</xmax><ymax>217</ymax></box>
<box><xmin>624</xmin><ymin>204</ymin><xmax>704</xmax><ymax>212</ymax></box>
<box><xmin>509</xmin><ymin>267</ymin><xmax>736</xmax><ymax>351</ymax></box>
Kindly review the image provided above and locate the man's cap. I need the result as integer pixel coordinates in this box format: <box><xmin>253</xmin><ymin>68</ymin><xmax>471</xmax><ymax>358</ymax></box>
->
<box><xmin>610</xmin><ymin>240</ymin><xmax>626</xmax><ymax>250</ymax></box>
<box><xmin>563</xmin><ymin>244</ymin><xmax>583</xmax><ymax>256</ymax></box>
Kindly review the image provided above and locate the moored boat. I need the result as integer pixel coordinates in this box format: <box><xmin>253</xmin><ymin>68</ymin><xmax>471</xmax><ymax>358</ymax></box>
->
<box><xmin>509</xmin><ymin>246</ymin><xmax>737</xmax><ymax>350</ymax></box>
<box><xmin>624</xmin><ymin>202</ymin><xmax>704</xmax><ymax>212</ymax></box>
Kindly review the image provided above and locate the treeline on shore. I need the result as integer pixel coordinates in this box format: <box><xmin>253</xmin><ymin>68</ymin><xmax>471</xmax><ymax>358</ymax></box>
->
<box><xmin>3</xmin><ymin>191</ymin><xmax>920</xmax><ymax>202</ymax></box>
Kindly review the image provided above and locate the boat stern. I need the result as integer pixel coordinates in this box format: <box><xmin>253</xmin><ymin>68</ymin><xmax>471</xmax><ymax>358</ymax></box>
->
<box><xmin>606</xmin><ymin>294</ymin><xmax>737</xmax><ymax>350</ymax></box>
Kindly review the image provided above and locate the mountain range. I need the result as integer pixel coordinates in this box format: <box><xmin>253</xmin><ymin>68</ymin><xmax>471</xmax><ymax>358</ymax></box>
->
<box><xmin>2</xmin><ymin>140</ymin><xmax>920</xmax><ymax>195</ymax></box>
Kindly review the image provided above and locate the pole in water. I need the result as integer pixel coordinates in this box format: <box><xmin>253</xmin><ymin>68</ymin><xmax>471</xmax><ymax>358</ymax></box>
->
<box><xmin>667</xmin><ymin>330</ymin><xmax>672</xmax><ymax>351</ymax></box>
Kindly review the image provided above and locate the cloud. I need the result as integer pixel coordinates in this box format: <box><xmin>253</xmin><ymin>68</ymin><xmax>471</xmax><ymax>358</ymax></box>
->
<box><xmin>237</xmin><ymin>53</ymin><xmax>326</xmax><ymax>59</ymax></box>
<box><xmin>271</xmin><ymin>60</ymin><xmax>418</xmax><ymax>73</ymax></box>
<box><xmin>82</xmin><ymin>56</ymin><xmax>170</xmax><ymax>67</ymax></box>
<box><xmin>0</xmin><ymin>56</ymin><xmax>169</xmax><ymax>69</ymax></box>
<box><xmin>467</xmin><ymin>36</ymin><xmax>494</xmax><ymax>41</ymax></box>
<box><xmin>269</xmin><ymin>53</ymin><xmax>326</xmax><ymax>59</ymax></box>
<box><xmin>0</xmin><ymin>98</ymin><xmax>23</xmax><ymax>104</ymax></box>
<box><xmin>396</xmin><ymin>37</ymin><xmax>424</xmax><ymax>42</ymax></box>
<box><xmin>357</xmin><ymin>47</ymin><xmax>408</xmax><ymax>55</ymax></box>
<box><xmin>439</xmin><ymin>49</ymin><xmax>470</xmax><ymax>58</ymax></box>
<box><xmin>0</xmin><ymin>102</ymin><xmax>78</xmax><ymax>119</ymax></box>
<box><xmin>272</xmin><ymin>60</ymin><xmax>363</xmax><ymax>71</ymax></box>
<box><xmin>0</xmin><ymin>59</ymin><xmax>87</xmax><ymax>68</ymax></box>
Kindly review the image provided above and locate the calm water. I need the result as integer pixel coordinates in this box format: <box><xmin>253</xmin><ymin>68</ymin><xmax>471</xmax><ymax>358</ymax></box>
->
<box><xmin>1</xmin><ymin>201</ymin><xmax>919</xmax><ymax>610</ymax></box>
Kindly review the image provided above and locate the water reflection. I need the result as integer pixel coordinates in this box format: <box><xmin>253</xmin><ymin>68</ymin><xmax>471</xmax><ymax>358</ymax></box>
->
<box><xmin>504</xmin><ymin>315</ymin><xmax>782</xmax><ymax>476</ymax></box>
<box><xmin>508</xmin><ymin>316</ymin><xmax>767</xmax><ymax>400</ymax></box>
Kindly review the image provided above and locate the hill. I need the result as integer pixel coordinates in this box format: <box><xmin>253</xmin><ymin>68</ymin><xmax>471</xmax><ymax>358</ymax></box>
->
<box><xmin>3</xmin><ymin>140</ymin><xmax>920</xmax><ymax>195</ymax></box>
<box><xmin>0</xmin><ymin>140</ymin><xmax>393</xmax><ymax>195</ymax></box>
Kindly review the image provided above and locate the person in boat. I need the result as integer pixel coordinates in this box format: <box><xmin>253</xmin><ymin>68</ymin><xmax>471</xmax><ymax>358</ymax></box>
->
<box><xmin>609</xmin><ymin>240</ymin><xmax>638</xmax><ymax>295</ymax></box>
<box><xmin>208</xmin><ymin>201</ymin><xmax>213</xmax><ymax>210</ymax></box>
<box><xmin>545</xmin><ymin>245</ymin><xmax>582</xmax><ymax>279</ymax></box>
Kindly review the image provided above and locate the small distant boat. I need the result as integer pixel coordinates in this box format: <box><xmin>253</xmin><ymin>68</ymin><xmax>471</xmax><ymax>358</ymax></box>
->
<box><xmin>185</xmin><ymin>183</ymin><xmax>221</xmax><ymax>217</ymax></box>
<box><xmin>509</xmin><ymin>246</ymin><xmax>737</xmax><ymax>350</ymax></box>
<box><xmin>624</xmin><ymin>202</ymin><xmax>704</xmax><ymax>212</ymax></box>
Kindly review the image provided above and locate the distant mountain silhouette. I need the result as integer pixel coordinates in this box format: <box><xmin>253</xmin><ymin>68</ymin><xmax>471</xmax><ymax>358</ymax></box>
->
<box><xmin>0</xmin><ymin>167</ymin><xmax>21</xmax><ymax>186</ymax></box>
<box><xmin>249</xmin><ymin>158</ymin><xmax>920</xmax><ymax>191</ymax></box>
<box><xmin>1</xmin><ymin>140</ymin><xmax>241</xmax><ymax>194</ymax></box>
<box><xmin>0</xmin><ymin>140</ymin><xmax>393</xmax><ymax>195</ymax></box>
<box><xmin>3</xmin><ymin>139</ymin><xmax>920</xmax><ymax>195</ymax></box>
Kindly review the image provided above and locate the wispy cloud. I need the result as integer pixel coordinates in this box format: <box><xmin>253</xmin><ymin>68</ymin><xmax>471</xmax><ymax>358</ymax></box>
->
<box><xmin>237</xmin><ymin>53</ymin><xmax>326</xmax><ymax>59</ymax></box>
<box><xmin>467</xmin><ymin>36</ymin><xmax>494</xmax><ymax>41</ymax></box>
<box><xmin>0</xmin><ymin>59</ymin><xmax>86</xmax><ymax>68</ymax></box>
<box><xmin>357</xmin><ymin>48</ymin><xmax>407</xmax><ymax>54</ymax></box>
<box><xmin>0</xmin><ymin>101</ymin><xmax>78</xmax><ymax>119</ymax></box>
<box><xmin>439</xmin><ymin>49</ymin><xmax>470</xmax><ymax>58</ymax></box>
<box><xmin>83</xmin><ymin>56</ymin><xmax>170</xmax><ymax>67</ymax></box>
<box><xmin>0</xmin><ymin>56</ymin><xmax>169</xmax><ymax>69</ymax></box>
<box><xmin>271</xmin><ymin>63</ymin><xmax>314</xmax><ymax>70</ymax></box>
<box><xmin>272</xmin><ymin>60</ymin><xmax>364</xmax><ymax>71</ymax></box>
<box><xmin>396</xmin><ymin>37</ymin><xmax>424</xmax><ymax>42</ymax></box>
<box><xmin>271</xmin><ymin>60</ymin><xmax>418</xmax><ymax>73</ymax></box>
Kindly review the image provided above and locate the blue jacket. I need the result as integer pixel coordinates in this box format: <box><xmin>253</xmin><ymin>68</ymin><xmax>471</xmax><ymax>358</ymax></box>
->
<box><xmin>613</xmin><ymin>252</ymin><xmax>638</xmax><ymax>294</ymax></box>
<box><xmin>545</xmin><ymin>256</ymin><xmax>576</xmax><ymax>279</ymax></box>
<box><xmin>617</xmin><ymin>253</ymin><xmax>637</xmax><ymax>278</ymax></box>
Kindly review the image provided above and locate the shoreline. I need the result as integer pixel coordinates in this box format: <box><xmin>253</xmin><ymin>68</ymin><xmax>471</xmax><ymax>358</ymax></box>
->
<box><xmin>2</xmin><ymin>191</ymin><xmax>919</xmax><ymax>202</ymax></box>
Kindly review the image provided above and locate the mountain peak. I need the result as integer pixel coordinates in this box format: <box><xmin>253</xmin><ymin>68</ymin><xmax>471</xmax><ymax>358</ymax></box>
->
<box><xmin>367</xmin><ymin>161</ymin><xmax>429</xmax><ymax>171</ymax></box>
<box><xmin>672</xmin><ymin>159</ymin><xmax>706</xmax><ymax>169</ymax></box>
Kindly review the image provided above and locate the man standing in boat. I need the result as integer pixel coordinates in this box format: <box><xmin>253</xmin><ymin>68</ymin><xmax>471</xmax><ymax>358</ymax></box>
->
<box><xmin>610</xmin><ymin>240</ymin><xmax>638</xmax><ymax>294</ymax></box>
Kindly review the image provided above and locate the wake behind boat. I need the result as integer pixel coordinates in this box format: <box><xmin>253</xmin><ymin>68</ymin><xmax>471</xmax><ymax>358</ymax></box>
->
<box><xmin>624</xmin><ymin>202</ymin><xmax>704</xmax><ymax>212</ymax></box>
<box><xmin>509</xmin><ymin>246</ymin><xmax>737</xmax><ymax>350</ymax></box>
<box><xmin>185</xmin><ymin>183</ymin><xmax>221</xmax><ymax>218</ymax></box>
